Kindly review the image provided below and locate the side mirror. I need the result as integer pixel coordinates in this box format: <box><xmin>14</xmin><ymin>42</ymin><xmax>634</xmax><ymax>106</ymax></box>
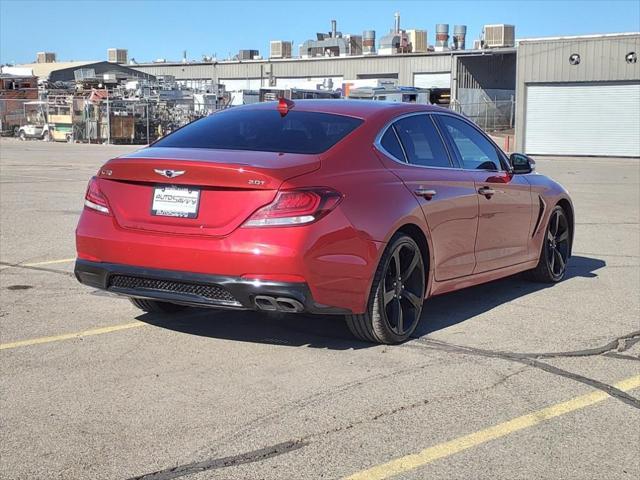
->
<box><xmin>509</xmin><ymin>153</ymin><xmax>535</xmax><ymax>174</ymax></box>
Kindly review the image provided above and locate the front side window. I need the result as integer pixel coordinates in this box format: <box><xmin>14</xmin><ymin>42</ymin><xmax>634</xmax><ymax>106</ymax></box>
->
<box><xmin>437</xmin><ymin>116</ymin><xmax>503</xmax><ymax>170</ymax></box>
<box><xmin>393</xmin><ymin>115</ymin><xmax>451</xmax><ymax>168</ymax></box>
<box><xmin>153</xmin><ymin>109</ymin><xmax>363</xmax><ymax>155</ymax></box>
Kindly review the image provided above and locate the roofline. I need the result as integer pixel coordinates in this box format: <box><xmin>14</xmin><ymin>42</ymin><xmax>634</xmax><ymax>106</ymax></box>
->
<box><xmin>518</xmin><ymin>32</ymin><xmax>640</xmax><ymax>43</ymax></box>
<box><xmin>131</xmin><ymin>48</ymin><xmax>517</xmax><ymax>68</ymax></box>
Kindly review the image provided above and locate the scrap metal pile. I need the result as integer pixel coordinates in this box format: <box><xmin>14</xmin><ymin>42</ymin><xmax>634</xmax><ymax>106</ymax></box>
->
<box><xmin>1</xmin><ymin>71</ymin><xmax>231</xmax><ymax>144</ymax></box>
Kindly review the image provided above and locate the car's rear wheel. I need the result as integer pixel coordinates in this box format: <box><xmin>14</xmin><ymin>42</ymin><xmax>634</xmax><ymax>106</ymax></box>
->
<box><xmin>42</xmin><ymin>131</ymin><xmax>51</xmax><ymax>142</ymax></box>
<box><xmin>19</xmin><ymin>130</ymin><xmax>26</xmax><ymax>141</ymax></box>
<box><xmin>346</xmin><ymin>234</ymin><xmax>426</xmax><ymax>344</ymax></box>
<box><xmin>527</xmin><ymin>205</ymin><xmax>570</xmax><ymax>283</ymax></box>
<box><xmin>129</xmin><ymin>298</ymin><xmax>186</xmax><ymax>313</ymax></box>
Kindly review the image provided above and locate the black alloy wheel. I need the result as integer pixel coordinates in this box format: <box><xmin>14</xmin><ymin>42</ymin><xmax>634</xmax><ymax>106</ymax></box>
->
<box><xmin>346</xmin><ymin>234</ymin><xmax>426</xmax><ymax>344</ymax></box>
<box><xmin>528</xmin><ymin>205</ymin><xmax>570</xmax><ymax>283</ymax></box>
<box><xmin>380</xmin><ymin>240</ymin><xmax>425</xmax><ymax>337</ymax></box>
<box><xmin>546</xmin><ymin>207</ymin><xmax>570</xmax><ymax>279</ymax></box>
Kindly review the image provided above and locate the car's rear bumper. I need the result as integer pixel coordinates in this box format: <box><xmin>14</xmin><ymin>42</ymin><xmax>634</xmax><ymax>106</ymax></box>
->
<box><xmin>76</xmin><ymin>207</ymin><xmax>383</xmax><ymax>313</ymax></box>
<box><xmin>74</xmin><ymin>259</ymin><xmax>351</xmax><ymax>314</ymax></box>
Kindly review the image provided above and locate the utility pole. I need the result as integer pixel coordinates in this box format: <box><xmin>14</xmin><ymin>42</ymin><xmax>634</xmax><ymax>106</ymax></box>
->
<box><xmin>106</xmin><ymin>92</ymin><xmax>110</xmax><ymax>144</ymax></box>
<box><xmin>146</xmin><ymin>103</ymin><xmax>150</xmax><ymax>145</ymax></box>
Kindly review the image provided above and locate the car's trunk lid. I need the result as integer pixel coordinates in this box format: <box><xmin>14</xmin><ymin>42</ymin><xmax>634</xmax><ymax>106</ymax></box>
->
<box><xmin>96</xmin><ymin>147</ymin><xmax>320</xmax><ymax>237</ymax></box>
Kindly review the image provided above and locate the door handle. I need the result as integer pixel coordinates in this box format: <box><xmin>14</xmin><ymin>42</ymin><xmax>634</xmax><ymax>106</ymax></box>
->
<box><xmin>478</xmin><ymin>186</ymin><xmax>495</xmax><ymax>197</ymax></box>
<box><xmin>414</xmin><ymin>188</ymin><xmax>437</xmax><ymax>200</ymax></box>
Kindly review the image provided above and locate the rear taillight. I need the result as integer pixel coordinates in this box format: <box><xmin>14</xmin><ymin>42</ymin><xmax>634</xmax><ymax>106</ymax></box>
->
<box><xmin>243</xmin><ymin>188</ymin><xmax>342</xmax><ymax>227</ymax></box>
<box><xmin>84</xmin><ymin>176</ymin><xmax>110</xmax><ymax>215</ymax></box>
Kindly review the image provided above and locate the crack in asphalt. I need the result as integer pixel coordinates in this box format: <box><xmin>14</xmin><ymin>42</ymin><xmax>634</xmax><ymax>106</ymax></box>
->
<box><xmin>406</xmin><ymin>331</ymin><xmax>640</xmax><ymax>409</ymax></box>
<box><xmin>127</xmin><ymin>440</ymin><xmax>308</xmax><ymax>480</ymax></box>
<box><xmin>138</xmin><ymin>363</ymin><xmax>530</xmax><ymax>480</ymax></box>
<box><xmin>0</xmin><ymin>261</ymin><xmax>74</xmax><ymax>277</ymax></box>
<box><xmin>504</xmin><ymin>330</ymin><xmax>640</xmax><ymax>359</ymax></box>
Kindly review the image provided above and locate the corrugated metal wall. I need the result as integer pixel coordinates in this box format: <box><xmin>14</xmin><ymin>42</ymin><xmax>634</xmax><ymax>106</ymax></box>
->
<box><xmin>515</xmin><ymin>34</ymin><xmax>640</xmax><ymax>152</ymax></box>
<box><xmin>132</xmin><ymin>53</ymin><xmax>454</xmax><ymax>86</ymax></box>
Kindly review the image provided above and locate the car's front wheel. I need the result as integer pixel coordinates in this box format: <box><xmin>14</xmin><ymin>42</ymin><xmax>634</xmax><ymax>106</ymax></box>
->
<box><xmin>346</xmin><ymin>233</ymin><xmax>426</xmax><ymax>344</ymax></box>
<box><xmin>129</xmin><ymin>298</ymin><xmax>186</xmax><ymax>313</ymax></box>
<box><xmin>527</xmin><ymin>205</ymin><xmax>570</xmax><ymax>282</ymax></box>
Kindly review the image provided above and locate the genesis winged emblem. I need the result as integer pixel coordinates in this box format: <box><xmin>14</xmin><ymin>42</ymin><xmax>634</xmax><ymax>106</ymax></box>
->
<box><xmin>154</xmin><ymin>169</ymin><xmax>186</xmax><ymax>179</ymax></box>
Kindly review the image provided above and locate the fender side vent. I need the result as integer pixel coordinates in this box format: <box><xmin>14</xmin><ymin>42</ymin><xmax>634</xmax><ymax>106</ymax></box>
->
<box><xmin>532</xmin><ymin>196</ymin><xmax>546</xmax><ymax>237</ymax></box>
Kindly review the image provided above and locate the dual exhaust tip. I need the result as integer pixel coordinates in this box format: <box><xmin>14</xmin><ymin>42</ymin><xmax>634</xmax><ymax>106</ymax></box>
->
<box><xmin>254</xmin><ymin>295</ymin><xmax>304</xmax><ymax>313</ymax></box>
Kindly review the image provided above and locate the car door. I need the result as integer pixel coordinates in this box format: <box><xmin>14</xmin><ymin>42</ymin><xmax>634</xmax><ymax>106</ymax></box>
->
<box><xmin>375</xmin><ymin>113</ymin><xmax>478</xmax><ymax>281</ymax></box>
<box><xmin>435</xmin><ymin>114</ymin><xmax>533</xmax><ymax>273</ymax></box>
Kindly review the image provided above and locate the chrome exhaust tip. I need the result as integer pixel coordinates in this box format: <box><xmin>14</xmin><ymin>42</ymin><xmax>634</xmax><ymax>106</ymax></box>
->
<box><xmin>254</xmin><ymin>295</ymin><xmax>304</xmax><ymax>313</ymax></box>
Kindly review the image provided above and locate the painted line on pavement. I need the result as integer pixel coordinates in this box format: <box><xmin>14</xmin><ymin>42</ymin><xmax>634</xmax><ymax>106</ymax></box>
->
<box><xmin>23</xmin><ymin>258</ymin><xmax>76</xmax><ymax>267</ymax></box>
<box><xmin>343</xmin><ymin>374</ymin><xmax>640</xmax><ymax>480</ymax></box>
<box><xmin>0</xmin><ymin>321</ymin><xmax>146</xmax><ymax>351</ymax></box>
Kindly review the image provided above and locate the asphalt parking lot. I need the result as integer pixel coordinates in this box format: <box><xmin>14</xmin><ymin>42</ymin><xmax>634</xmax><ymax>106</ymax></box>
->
<box><xmin>0</xmin><ymin>138</ymin><xmax>638</xmax><ymax>480</ymax></box>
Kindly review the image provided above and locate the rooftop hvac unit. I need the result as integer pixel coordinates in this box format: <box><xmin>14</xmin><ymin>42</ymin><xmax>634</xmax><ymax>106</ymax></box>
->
<box><xmin>270</xmin><ymin>41</ymin><xmax>292</xmax><ymax>58</ymax></box>
<box><xmin>483</xmin><ymin>24</ymin><xmax>515</xmax><ymax>48</ymax></box>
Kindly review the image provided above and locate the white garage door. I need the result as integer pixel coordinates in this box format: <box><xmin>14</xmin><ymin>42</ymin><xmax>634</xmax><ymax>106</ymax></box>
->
<box><xmin>414</xmin><ymin>72</ymin><xmax>451</xmax><ymax>89</ymax></box>
<box><xmin>525</xmin><ymin>83</ymin><xmax>640</xmax><ymax>157</ymax></box>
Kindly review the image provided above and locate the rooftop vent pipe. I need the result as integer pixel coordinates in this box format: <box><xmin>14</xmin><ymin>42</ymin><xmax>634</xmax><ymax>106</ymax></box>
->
<box><xmin>453</xmin><ymin>25</ymin><xmax>467</xmax><ymax>50</ymax></box>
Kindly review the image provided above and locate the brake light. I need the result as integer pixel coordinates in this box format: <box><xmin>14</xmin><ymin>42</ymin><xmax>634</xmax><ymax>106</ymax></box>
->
<box><xmin>243</xmin><ymin>188</ymin><xmax>342</xmax><ymax>227</ymax></box>
<box><xmin>84</xmin><ymin>176</ymin><xmax>110</xmax><ymax>215</ymax></box>
<box><xmin>277</xmin><ymin>97</ymin><xmax>294</xmax><ymax>117</ymax></box>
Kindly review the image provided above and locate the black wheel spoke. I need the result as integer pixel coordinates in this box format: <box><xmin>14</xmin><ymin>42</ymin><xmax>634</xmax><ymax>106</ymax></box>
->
<box><xmin>557</xmin><ymin>230</ymin><xmax>569</xmax><ymax>243</ymax></box>
<box><xmin>401</xmin><ymin>249</ymin><xmax>420</xmax><ymax>280</ymax></box>
<box><xmin>383</xmin><ymin>287</ymin><xmax>395</xmax><ymax>306</ymax></box>
<box><xmin>554</xmin><ymin>250</ymin><xmax>565</xmax><ymax>272</ymax></box>
<box><xmin>403</xmin><ymin>290</ymin><xmax>422</xmax><ymax>311</ymax></box>
<box><xmin>549</xmin><ymin>248</ymin><xmax>556</xmax><ymax>272</ymax></box>
<box><xmin>552</xmin><ymin>212</ymin><xmax>560</xmax><ymax>236</ymax></box>
<box><xmin>395</xmin><ymin>299</ymin><xmax>404</xmax><ymax>334</ymax></box>
<box><xmin>392</xmin><ymin>249</ymin><xmax>401</xmax><ymax>278</ymax></box>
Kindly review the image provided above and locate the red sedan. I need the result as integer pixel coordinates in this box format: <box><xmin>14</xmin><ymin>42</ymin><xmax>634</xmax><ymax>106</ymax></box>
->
<box><xmin>75</xmin><ymin>100</ymin><xmax>574</xmax><ymax>344</ymax></box>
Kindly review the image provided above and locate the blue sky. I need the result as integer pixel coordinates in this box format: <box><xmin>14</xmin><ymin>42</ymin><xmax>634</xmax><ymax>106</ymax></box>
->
<box><xmin>1</xmin><ymin>0</ymin><xmax>639</xmax><ymax>64</ymax></box>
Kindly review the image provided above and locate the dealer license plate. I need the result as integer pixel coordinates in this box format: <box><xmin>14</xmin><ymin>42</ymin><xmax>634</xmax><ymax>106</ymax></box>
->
<box><xmin>151</xmin><ymin>186</ymin><xmax>200</xmax><ymax>218</ymax></box>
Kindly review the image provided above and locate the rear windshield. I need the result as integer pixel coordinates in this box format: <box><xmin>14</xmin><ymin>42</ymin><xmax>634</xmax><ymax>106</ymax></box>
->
<box><xmin>153</xmin><ymin>108</ymin><xmax>363</xmax><ymax>154</ymax></box>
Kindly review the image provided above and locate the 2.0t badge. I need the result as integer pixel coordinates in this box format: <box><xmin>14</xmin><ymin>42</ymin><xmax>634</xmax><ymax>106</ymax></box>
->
<box><xmin>154</xmin><ymin>169</ymin><xmax>186</xmax><ymax>178</ymax></box>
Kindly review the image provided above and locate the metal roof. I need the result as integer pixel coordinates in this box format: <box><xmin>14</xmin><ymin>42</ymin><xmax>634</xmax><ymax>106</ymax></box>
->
<box><xmin>517</xmin><ymin>31</ymin><xmax>640</xmax><ymax>44</ymax></box>
<box><xmin>10</xmin><ymin>61</ymin><xmax>99</xmax><ymax>78</ymax></box>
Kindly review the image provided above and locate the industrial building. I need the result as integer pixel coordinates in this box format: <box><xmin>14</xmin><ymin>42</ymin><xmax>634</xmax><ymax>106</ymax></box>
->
<box><xmin>129</xmin><ymin>30</ymin><xmax>638</xmax><ymax>157</ymax></box>
<box><xmin>515</xmin><ymin>32</ymin><xmax>640</xmax><ymax>157</ymax></box>
<box><xmin>4</xmin><ymin>13</ymin><xmax>639</xmax><ymax>157</ymax></box>
<box><xmin>4</xmin><ymin>60</ymin><xmax>155</xmax><ymax>83</ymax></box>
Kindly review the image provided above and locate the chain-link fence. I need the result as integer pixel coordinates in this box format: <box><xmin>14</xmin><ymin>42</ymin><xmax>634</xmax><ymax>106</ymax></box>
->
<box><xmin>450</xmin><ymin>97</ymin><xmax>515</xmax><ymax>132</ymax></box>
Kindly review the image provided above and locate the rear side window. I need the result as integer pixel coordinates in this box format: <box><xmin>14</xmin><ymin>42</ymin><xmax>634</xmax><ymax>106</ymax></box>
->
<box><xmin>153</xmin><ymin>109</ymin><xmax>363</xmax><ymax>155</ymax></box>
<box><xmin>380</xmin><ymin>128</ymin><xmax>405</xmax><ymax>161</ymax></box>
<box><xmin>393</xmin><ymin>115</ymin><xmax>451</xmax><ymax>168</ymax></box>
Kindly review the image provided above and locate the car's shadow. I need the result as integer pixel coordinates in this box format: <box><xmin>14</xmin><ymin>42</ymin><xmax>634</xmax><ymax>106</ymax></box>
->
<box><xmin>138</xmin><ymin>255</ymin><xmax>606</xmax><ymax>350</ymax></box>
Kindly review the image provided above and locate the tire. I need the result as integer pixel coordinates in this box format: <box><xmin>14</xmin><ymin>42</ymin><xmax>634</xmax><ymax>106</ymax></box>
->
<box><xmin>19</xmin><ymin>131</ymin><xmax>26</xmax><ymax>141</ymax></box>
<box><xmin>129</xmin><ymin>298</ymin><xmax>186</xmax><ymax>313</ymax></box>
<box><xmin>346</xmin><ymin>233</ymin><xmax>426</xmax><ymax>344</ymax></box>
<box><xmin>42</xmin><ymin>131</ymin><xmax>51</xmax><ymax>142</ymax></box>
<box><xmin>527</xmin><ymin>205</ymin><xmax>570</xmax><ymax>283</ymax></box>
